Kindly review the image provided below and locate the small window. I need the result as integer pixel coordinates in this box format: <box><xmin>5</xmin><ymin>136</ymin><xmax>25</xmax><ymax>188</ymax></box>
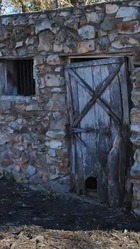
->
<box><xmin>0</xmin><ymin>59</ymin><xmax>35</xmax><ymax>96</ymax></box>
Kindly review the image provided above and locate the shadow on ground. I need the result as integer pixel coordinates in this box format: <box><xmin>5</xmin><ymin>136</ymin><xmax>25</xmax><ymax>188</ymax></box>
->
<box><xmin>0</xmin><ymin>177</ymin><xmax>139</xmax><ymax>232</ymax></box>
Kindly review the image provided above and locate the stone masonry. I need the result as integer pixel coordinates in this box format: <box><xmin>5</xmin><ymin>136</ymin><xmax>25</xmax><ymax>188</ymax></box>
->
<box><xmin>0</xmin><ymin>1</ymin><xmax>140</xmax><ymax>211</ymax></box>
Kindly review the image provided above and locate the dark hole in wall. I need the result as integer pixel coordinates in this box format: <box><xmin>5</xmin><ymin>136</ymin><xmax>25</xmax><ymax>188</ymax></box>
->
<box><xmin>70</xmin><ymin>57</ymin><xmax>107</xmax><ymax>63</ymax></box>
<box><xmin>85</xmin><ymin>177</ymin><xmax>97</xmax><ymax>191</ymax></box>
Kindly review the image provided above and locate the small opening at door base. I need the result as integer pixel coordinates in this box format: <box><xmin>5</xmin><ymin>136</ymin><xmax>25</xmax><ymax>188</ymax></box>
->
<box><xmin>85</xmin><ymin>177</ymin><xmax>97</xmax><ymax>196</ymax></box>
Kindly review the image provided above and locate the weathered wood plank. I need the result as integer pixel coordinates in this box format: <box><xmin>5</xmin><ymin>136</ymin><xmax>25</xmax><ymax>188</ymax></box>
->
<box><xmin>94</xmin><ymin>64</ymin><xmax>111</xmax><ymax>203</ymax></box>
<box><xmin>119</xmin><ymin>62</ymin><xmax>129</xmax><ymax>125</ymax></box>
<box><xmin>65</xmin><ymin>71</ymin><xmax>74</xmax><ymax>125</ymax></box>
<box><xmin>97</xmin><ymin>98</ymin><xmax>121</xmax><ymax>126</ymax></box>
<box><xmin>65</xmin><ymin>68</ymin><xmax>93</xmax><ymax>96</ymax></box>
<box><xmin>108</xmin><ymin>135</ymin><xmax>122</xmax><ymax>207</ymax></box>
<box><xmin>65</xmin><ymin>57</ymin><xmax>124</xmax><ymax>69</ymax></box>
<box><xmin>78</xmin><ymin>66</ymin><xmax>97</xmax><ymax>181</ymax></box>
<box><xmin>73</xmin><ymin>63</ymin><xmax>122</xmax><ymax>127</ymax></box>
<box><xmin>0</xmin><ymin>62</ymin><xmax>6</xmax><ymax>95</ymax></box>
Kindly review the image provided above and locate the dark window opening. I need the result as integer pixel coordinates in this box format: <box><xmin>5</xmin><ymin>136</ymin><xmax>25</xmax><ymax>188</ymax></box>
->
<box><xmin>70</xmin><ymin>57</ymin><xmax>107</xmax><ymax>63</ymax></box>
<box><xmin>0</xmin><ymin>59</ymin><xmax>35</xmax><ymax>96</ymax></box>
<box><xmin>85</xmin><ymin>177</ymin><xmax>97</xmax><ymax>191</ymax></box>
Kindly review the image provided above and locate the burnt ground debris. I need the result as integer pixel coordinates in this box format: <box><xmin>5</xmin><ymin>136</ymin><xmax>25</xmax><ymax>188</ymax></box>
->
<box><xmin>0</xmin><ymin>177</ymin><xmax>140</xmax><ymax>249</ymax></box>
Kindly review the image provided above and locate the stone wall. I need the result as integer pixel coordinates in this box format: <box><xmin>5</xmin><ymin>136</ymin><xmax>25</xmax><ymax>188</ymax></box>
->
<box><xmin>0</xmin><ymin>0</ymin><xmax>140</xmax><ymax>209</ymax></box>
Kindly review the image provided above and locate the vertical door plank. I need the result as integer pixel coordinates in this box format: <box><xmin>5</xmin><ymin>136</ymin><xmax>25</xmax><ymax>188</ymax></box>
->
<box><xmin>0</xmin><ymin>62</ymin><xmax>6</xmax><ymax>95</ymax></box>
<box><xmin>96</xmin><ymin>64</ymin><xmax>111</xmax><ymax>203</ymax></box>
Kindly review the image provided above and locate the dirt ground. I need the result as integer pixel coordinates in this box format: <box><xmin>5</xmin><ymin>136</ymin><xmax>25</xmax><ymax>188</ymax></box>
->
<box><xmin>0</xmin><ymin>177</ymin><xmax>140</xmax><ymax>249</ymax></box>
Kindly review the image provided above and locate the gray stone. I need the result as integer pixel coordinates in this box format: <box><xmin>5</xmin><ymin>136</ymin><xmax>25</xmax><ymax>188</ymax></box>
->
<box><xmin>0</xmin><ymin>134</ymin><xmax>9</xmax><ymax>145</ymax></box>
<box><xmin>44</xmin><ymin>74</ymin><xmax>62</xmax><ymax>87</ymax></box>
<box><xmin>106</xmin><ymin>4</ymin><xmax>119</xmax><ymax>14</ymax></box>
<box><xmin>101</xmin><ymin>17</ymin><xmax>116</xmax><ymax>31</ymax></box>
<box><xmin>131</xmin><ymin>124</ymin><xmax>140</xmax><ymax>134</ymax></box>
<box><xmin>131</xmin><ymin>69</ymin><xmax>140</xmax><ymax>88</ymax></box>
<box><xmin>46</xmin><ymin>130</ymin><xmax>65</xmax><ymax>139</ymax></box>
<box><xmin>86</xmin><ymin>12</ymin><xmax>104</xmax><ymax>24</ymax></box>
<box><xmin>116</xmin><ymin>7</ymin><xmax>139</xmax><ymax>19</ymax></box>
<box><xmin>133</xmin><ymin>208</ymin><xmax>140</xmax><ymax>217</ymax></box>
<box><xmin>25</xmin><ymin>37</ymin><xmax>34</xmax><ymax>45</ymax></box>
<box><xmin>9</xmin><ymin>121</ymin><xmax>21</xmax><ymax>130</ymax></box>
<box><xmin>77</xmin><ymin>40</ymin><xmax>95</xmax><ymax>54</ymax></box>
<box><xmin>99</xmin><ymin>36</ymin><xmax>110</xmax><ymax>51</ymax></box>
<box><xmin>129</xmin><ymin>1</ymin><xmax>140</xmax><ymax>7</ymax></box>
<box><xmin>59</xmin><ymin>11</ymin><xmax>70</xmax><ymax>17</ymax></box>
<box><xmin>26</xmin><ymin>165</ymin><xmax>36</xmax><ymax>177</ymax></box>
<box><xmin>111</xmin><ymin>39</ymin><xmax>136</xmax><ymax>49</ymax></box>
<box><xmin>38</xmin><ymin>31</ymin><xmax>53</xmax><ymax>52</ymax></box>
<box><xmin>131</xmin><ymin>108</ymin><xmax>140</xmax><ymax>123</ymax></box>
<box><xmin>0</xmin><ymin>167</ymin><xmax>4</xmax><ymax>179</ymax></box>
<box><xmin>130</xmin><ymin>135</ymin><xmax>140</xmax><ymax>146</ymax></box>
<box><xmin>78</xmin><ymin>25</ymin><xmax>95</xmax><ymax>39</ymax></box>
<box><xmin>134</xmin><ymin>149</ymin><xmax>140</xmax><ymax>163</ymax></box>
<box><xmin>64</xmin><ymin>16</ymin><xmax>79</xmax><ymax>30</ymax></box>
<box><xmin>131</xmin><ymin>89</ymin><xmax>140</xmax><ymax>106</ymax></box>
<box><xmin>46</xmin><ymin>54</ymin><xmax>61</xmax><ymax>65</ymax></box>
<box><xmin>130</xmin><ymin>162</ymin><xmax>140</xmax><ymax>178</ymax></box>
<box><xmin>53</xmin><ymin>43</ymin><xmax>64</xmax><ymax>52</ymax></box>
<box><xmin>109</xmin><ymin>32</ymin><xmax>118</xmax><ymax>42</ymax></box>
<box><xmin>46</xmin><ymin>140</ymin><xmax>62</xmax><ymax>149</ymax></box>
<box><xmin>15</xmin><ymin>41</ymin><xmax>23</xmax><ymax>48</ymax></box>
<box><xmin>35</xmin><ymin>19</ymin><xmax>51</xmax><ymax>34</ymax></box>
<box><xmin>48</xmin><ymin>149</ymin><xmax>56</xmax><ymax>158</ymax></box>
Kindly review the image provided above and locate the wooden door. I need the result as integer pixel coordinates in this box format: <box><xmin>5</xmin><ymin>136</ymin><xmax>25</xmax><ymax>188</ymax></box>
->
<box><xmin>65</xmin><ymin>57</ymin><xmax>130</xmax><ymax>207</ymax></box>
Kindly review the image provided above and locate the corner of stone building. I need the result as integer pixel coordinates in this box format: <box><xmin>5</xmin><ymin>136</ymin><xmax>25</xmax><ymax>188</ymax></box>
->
<box><xmin>130</xmin><ymin>50</ymin><xmax>140</xmax><ymax>217</ymax></box>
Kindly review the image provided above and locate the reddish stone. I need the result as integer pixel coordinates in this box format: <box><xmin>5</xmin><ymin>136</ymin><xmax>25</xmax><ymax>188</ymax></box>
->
<box><xmin>117</xmin><ymin>22</ymin><xmax>138</xmax><ymax>33</ymax></box>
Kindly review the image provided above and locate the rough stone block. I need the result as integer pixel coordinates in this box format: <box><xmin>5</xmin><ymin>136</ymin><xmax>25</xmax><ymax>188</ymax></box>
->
<box><xmin>99</xmin><ymin>36</ymin><xmax>110</xmax><ymax>51</ymax></box>
<box><xmin>77</xmin><ymin>40</ymin><xmax>95</xmax><ymax>54</ymax></box>
<box><xmin>46</xmin><ymin>140</ymin><xmax>63</xmax><ymax>149</ymax></box>
<box><xmin>46</xmin><ymin>54</ymin><xmax>62</xmax><ymax>65</ymax></box>
<box><xmin>111</xmin><ymin>36</ymin><xmax>138</xmax><ymax>49</ymax></box>
<box><xmin>106</xmin><ymin>4</ymin><xmax>119</xmax><ymax>14</ymax></box>
<box><xmin>45</xmin><ymin>93</ymin><xmax>66</xmax><ymax>112</ymax></box>
<box><xmin>0</xmin><ymin>134</ymin><xmax>10</xmax><ymax>145</ymax></box>
<box><xmin>131</xmin><ymin>124</ymin><xmax>140</xmax><ymax>133</ymax></box>
<box><xmin>133</xmin><ymin>184</ymin><xmax>140</xmax><ymax>200</ymax></box>
<box><xmin>46</xmin><ymin>130</ymin><xmax>65</xmax><ymax>139</ymax></box>
<box><xmin>15</xmin><ymin>41</ymin><xmax>23</xmax><ymax>48</ymax></box>
<box><xmin>130</xmin><ymin>162</ymin><xmax>140</xmax><ymax>178</ymax></box>
<box><xmin>116</xmin><ymin>7</ymin><xmax>140</xmax><ymax>20</ymax></box>
<box><xmin>130</xmin><ymin>134</ymin><xmax>140</xmax><ymax>146</ymax></box>
<box><xmin>131</xmin><ymin>108</ymin><xmax>140</xmax><ymax>123</ymax></box>
<box><xmin>35</xmin><ymin>19</ymin><xmax>51</xmax><ymax>34</ymax></box>
<box><xmin>44</xmin><ymin>74</ymin><xmax>62</xmax><ymax>87</ymax></box>
<box><xmin>131</xmin><ymin>89</ymin><xmax>140</xmax><ymax>106</ymax></box>
<box><xmin>133</xmin><ymin>51</ymin><xmax>140</xmax><ymax>65</ymax></box>
<box><xmin>86</xmin><ymin>12</ymin><xmax>104</xmax><ymax>24</ymax></box>
<box><xmin>117</xmin><ymin>21</ymin><xmax>140</xmax><ymax>34</ymax></box>
<box><xmin>131</xmin><ymin>68</ymin><xmax>140</xmax><ymax>87</ymax></box>
<box><xmin>53</xmin><ymin>44</ymin><xmax>64</xmax><ymax>52</ymax></box>
<box><xmin>134</xmin><ymin>149</ymin><xmax>140</xmax><ymax>163</ymax></box>
<box><xmin>38</xmin><ymin>31</ymin><xmax>53</xmax><ymax>52</ymax></box>
<box><xmin>133</xmin><ymin>208</ymin><xmax>140</xmax><ymax>217</ymax></box>
<box><xmin>101</xmin><ymin>17</ymin><xmax>116</xmax><ymax>31</ymax></box>
<box><xmin>78</xmin><ymin>25</ymin><xmax>95</xmax><ymax>39</ymax></box>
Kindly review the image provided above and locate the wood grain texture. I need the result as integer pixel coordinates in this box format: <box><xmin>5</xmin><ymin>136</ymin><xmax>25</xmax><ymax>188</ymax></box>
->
<box><xmin>65</xmin><ymin>57</ymin><xmax>130</xmax><ymax>206</ymax></box>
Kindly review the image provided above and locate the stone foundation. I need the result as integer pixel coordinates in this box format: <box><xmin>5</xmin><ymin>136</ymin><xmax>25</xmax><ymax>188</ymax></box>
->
<box><xmin>0</xmin><ymin>1</ymin><xmax>140</xmax><ymax>208</ymax></box>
